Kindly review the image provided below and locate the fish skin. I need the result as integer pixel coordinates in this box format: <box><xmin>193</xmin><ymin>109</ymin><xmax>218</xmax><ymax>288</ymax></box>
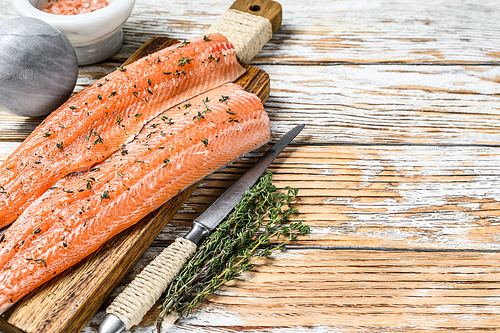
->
<box><xmin>0</xmin><ymin>33</ymin><xmax>245</xmax><ymax>227</ymax></box>
<box><xmin>0</xmin><ymin>83</ymin><xmax>271</xmax><ymax>313</ymax></box>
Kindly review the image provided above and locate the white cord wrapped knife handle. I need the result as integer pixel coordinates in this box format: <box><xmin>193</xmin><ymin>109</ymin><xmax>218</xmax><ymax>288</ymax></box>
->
<box><xmin>105</xmin><ymin>237</ymin><xmax>197</xmax><ymax>330</ymax></box>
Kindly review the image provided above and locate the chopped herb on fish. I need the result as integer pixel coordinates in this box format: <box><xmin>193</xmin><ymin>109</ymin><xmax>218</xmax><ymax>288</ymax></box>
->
<box><xmin>203</xmin><ymin>101</ymin><xmax>211</xmax><ymax>114</ymax></box>
<box><xmin>86</xmin><ymin>177</ymin><xmax>95</xmax><ymax>191</ymax></box>
<box><xmin>219</xmin><ymin>95</ymin><xmax>230</xmax><ymax>103</ymax></box>
<box><xmin>101</xmin><ymin>191</ymin><xmax>111</xmax><ymax>201</ymax></box>
<box><xmin>193</xmin><ymin>111</ymin><xmax>205</xmax><ymax>122</ymax></box>
<box><xmin>178</xmin><ymin>57</ymin><xmax>194</xmax><ymax>67</ymax></box>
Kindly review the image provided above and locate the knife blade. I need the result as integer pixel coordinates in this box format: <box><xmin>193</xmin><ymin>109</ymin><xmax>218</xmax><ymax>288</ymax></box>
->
<box><xmin>184</xmin><ymin>123</ymin><xmax>305</xmax><ymax>243</ymax></box>
<box><xmin>99</xmin><ymin>124</ymin><xmax>305</xmax><ymax>333</ymax></box>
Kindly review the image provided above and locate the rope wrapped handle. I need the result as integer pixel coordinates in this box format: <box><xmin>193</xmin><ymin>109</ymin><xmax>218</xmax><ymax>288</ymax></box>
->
<box><xmin>208</xmin><ymin>0</ymin><xmax>281</xmax><ymax>63</ymax></box>
<box><xmin>106</xmin><ymin>238</ymin><xmax>197</xmax><ymax>330</ymax></box>
<box><xmin>207</xmin><ymin>9</ymin><xmax>273</xmax><ymax>63</ymax></box>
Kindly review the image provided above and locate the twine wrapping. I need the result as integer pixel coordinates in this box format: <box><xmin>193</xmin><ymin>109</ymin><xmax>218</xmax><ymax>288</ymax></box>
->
<box><xmin>207</xmin><ymin>9</ymin><xmax>273</xmax><ymax>63</ymax></box>
<box><xmin>106</xmin><ymin>238</ymin><xmax>197</xmax><ymax>329</ymax></box>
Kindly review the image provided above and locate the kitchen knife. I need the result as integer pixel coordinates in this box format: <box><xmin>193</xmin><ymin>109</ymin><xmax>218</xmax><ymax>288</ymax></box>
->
<box><xmin>99</xmin><ymin>124</ymin><xmax>305</xmax><ymax>333</ymax></box>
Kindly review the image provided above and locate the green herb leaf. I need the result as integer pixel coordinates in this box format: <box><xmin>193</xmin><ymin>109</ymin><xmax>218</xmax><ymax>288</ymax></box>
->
<box><xmin>193</xmin><ymin>111</ymin><xmax>205</xmax><ymax>122</ymax></box>
<box><xmin>100</xmin><ymin>190</ymin><xmax>110</xmax><ymax>201</ymax></box>
<box><xmin>178</xmin><ymin>57</ymin><xmax>194</xmax><ymax>67</ymax></box>
<box><xmin>219</xmin><ymin>95</ymin><xmax>230</xmax><ymax>103</ymax></box>
<box><xmin>156</xmin><ymin>173</ymin><xmax>308</xmax><ymax>330</ymax></box>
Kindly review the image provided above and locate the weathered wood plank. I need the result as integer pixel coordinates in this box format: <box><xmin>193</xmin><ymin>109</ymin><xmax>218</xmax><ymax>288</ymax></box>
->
<box><xmin>263</xmin><ymin>64</ymin><xmax>500</xmax><ymax>145</ymax></box>
<box><xmin>2</xmin><ymin>65</ymin><xmax>500</xmax><ymax>147</ymax></box>
<box><xmin>115</xmin><ymin>0</ymin><xmax>500</xmax><ymax>65</ymax></box>
<box><xmin>2</xmin><ymin>0</ymin><xmax>500</xmax><ymax>65</ymax></box>
<box><xmin>145</xmin><ymin>144</ymin><xmax>500</xmax><ymax>250</ymax></box>
<box><xmin>1</xmin><ymin>0</ymin><xmax>500</xmax><ymax>332</ymax></box>
<box><xmin>83</xmin><ymin>248</ymin><xmax>500</xmax><ymax>332</ymax></box>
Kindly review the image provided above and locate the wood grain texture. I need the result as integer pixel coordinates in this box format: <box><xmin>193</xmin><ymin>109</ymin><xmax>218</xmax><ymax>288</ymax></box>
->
<box><xmin>1</xmin><ymin>0</ymin><xmax>500</xmax><ymax>331</ymax></box>
<box><xmin>157</xmin><ymin>145</ymin><xmax>500</xmax><ymax>250</ymax></box>
<box><xmin>1</xmin><ymin>0</ymin><xmax>500</xmax><ymax>65</ymax></box>
<box><xmin>230</xmin><ymin>0</ymin><xmax>282</xmax><ymax>34</ymax></box>
<box><xmin>3</xmin><ymin>64</ymin><xmax>500</xmax><ymax>146</ymax></box>
<box><xmin>82</xmin><ymin>248</ymin><xmax>500</xmax><ymax>332</ymax></box>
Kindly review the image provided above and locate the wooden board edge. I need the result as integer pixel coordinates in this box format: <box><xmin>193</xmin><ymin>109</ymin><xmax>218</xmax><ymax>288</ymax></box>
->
<box><xmin>2</xmin><ymin>185</ymin><xmax>198</xmax><ymax>333</ymax></box>
<box><xmin>1</xmin><ymin>36</ymin><xmax>271</xmax><ymax>333</ymax></box>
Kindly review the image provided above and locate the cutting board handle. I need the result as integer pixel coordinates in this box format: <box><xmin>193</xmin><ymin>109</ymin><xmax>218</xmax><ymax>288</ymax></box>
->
<box><xmin>207</xmin><ymin>0</ymin><xmax>282</xmax><ymax>63</ymax></box>
<box><xmin>230</xmin><ymin>0</ymin><xmax>282</xmax><ymax>34</ymax></box>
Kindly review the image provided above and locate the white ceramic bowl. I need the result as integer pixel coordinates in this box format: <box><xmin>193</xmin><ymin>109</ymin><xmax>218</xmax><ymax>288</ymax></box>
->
<box><xmin>12</xmin><ymin>0</ymin><xmax>136</xmax><ymax>65</ymax></box>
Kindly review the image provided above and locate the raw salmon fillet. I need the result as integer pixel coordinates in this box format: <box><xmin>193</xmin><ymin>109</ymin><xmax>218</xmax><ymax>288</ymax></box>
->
<box><xmin>0</xmin><ymin>83</ymin><xmax>271</xmax><ymax>313</ymax></box>
<box><xmin>0</xmin><ymin>33</ymin><xmax>245</xmax><ymax>227</ymax></box>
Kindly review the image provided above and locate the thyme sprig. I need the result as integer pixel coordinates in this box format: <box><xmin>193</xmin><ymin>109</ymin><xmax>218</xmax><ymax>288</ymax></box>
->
<box><xmin>156</xmin><ymin>172</ymin><xmax>309</xmax><ymax>331</ymax></box>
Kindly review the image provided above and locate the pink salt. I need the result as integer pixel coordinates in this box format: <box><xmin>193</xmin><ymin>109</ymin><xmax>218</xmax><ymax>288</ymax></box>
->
<box><xmin>40</xmin><ymin>0</ymin><xmax>110</xmax><ymax>15</ymax></box>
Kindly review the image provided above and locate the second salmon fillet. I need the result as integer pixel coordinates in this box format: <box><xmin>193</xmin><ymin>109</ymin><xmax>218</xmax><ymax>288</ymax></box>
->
<box><xmin>0</xmin><ymin>83</ymin><xmax>271</xmax><ymax>313</ymax></box>
<box><xmin>0</xmin><ymin>33</ymin><xmax>245</xmax><ymax>227</ymax></box>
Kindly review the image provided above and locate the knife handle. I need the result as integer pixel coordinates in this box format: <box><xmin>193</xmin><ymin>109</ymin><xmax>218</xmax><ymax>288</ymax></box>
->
<box><xmin>105</xmin><ymin>238</ymin><xmax>197</xmax><ymax>330</ymax></box>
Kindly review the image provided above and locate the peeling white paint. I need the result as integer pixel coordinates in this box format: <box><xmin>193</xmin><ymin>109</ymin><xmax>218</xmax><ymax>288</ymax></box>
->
<box><xmin>178</xmin><ymin>306</ymin><xmax>245</xmax><ymax>326</ymax></box>
<box><xmin>270</xmin><ymin>325</ymin><xmax>347</xmax><ymax>333</ymax></box>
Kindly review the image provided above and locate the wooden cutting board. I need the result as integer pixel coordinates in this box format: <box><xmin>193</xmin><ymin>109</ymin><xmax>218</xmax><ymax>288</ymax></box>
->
<box><xmin>0</xmin><ymin>1</ymin><xmax>281</xmax><ymax>332</ymax></box>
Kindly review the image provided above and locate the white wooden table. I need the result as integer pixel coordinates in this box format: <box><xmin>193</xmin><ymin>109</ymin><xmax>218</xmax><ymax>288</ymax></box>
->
<box><xmin>2</xmin><ymin>0</ymin><xmax>500</xmax><ymax>331</ymax></box>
